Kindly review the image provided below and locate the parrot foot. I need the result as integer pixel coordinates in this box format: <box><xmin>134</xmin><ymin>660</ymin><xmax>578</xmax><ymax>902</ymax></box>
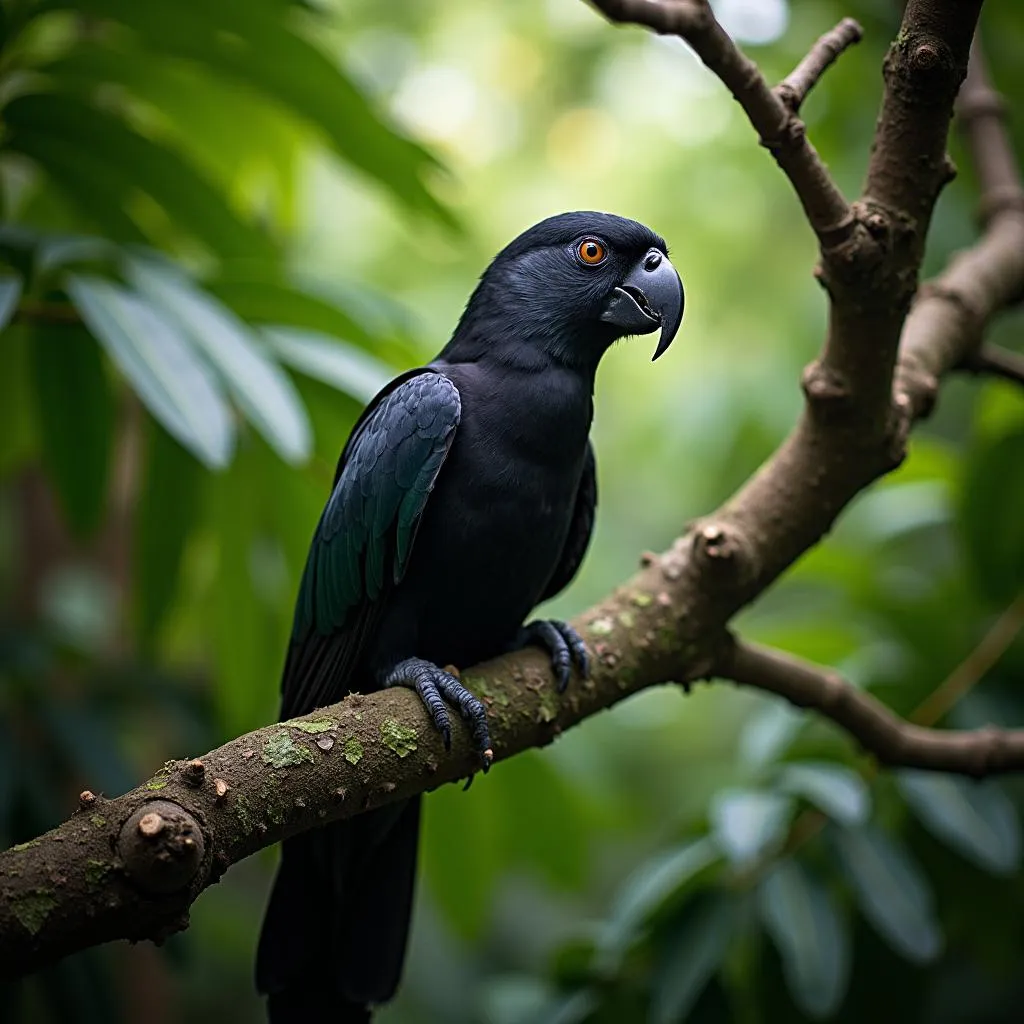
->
<box><xmin>383</xmin><ymin>658</ymin><xmax>493</xmax><ymax>769</ymax></box>
<box><xmin>513</xmin><ymin>619</ymin><xmax>590</xmax><ymax>693</ymax></box>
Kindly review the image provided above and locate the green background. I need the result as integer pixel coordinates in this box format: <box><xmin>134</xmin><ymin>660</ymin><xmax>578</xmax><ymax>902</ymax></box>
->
<box><xmin>1</xmin><ymin>0</ymin><xmax>1024</xmax><ymax>1021</ymax></box>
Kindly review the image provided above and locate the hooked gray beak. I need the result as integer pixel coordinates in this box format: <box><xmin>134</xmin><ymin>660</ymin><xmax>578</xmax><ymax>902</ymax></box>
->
<box><xmin>599</xmin><ymin>248</ymin><xmax>684</xmax><ymax>360</ymax></box>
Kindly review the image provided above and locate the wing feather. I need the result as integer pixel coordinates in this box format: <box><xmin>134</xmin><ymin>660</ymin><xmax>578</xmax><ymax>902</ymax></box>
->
<box><xmin>540</xmin><ymin>441</ymin><xmax>597</xmax><ymax>604</ymax></box>
<box><xmin>280</xmin><ymin>369</ymin><xmax>461</xmax><ymax>718</ymax></box>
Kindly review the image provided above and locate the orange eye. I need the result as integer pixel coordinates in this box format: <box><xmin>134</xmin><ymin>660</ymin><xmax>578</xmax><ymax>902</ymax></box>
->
<box><xmin>577</xmin><ymin>238</ymin><xmax>606</xmax><ymax>265</ymax></box>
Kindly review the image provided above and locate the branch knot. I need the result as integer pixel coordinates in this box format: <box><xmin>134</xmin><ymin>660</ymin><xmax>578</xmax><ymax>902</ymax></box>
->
<box><xmin>118</xmin><ymin>801</ymin><xmax>207</xmax><ymax>897</ymax></box>
<box><xmin>691</xmin><ymin>522</ymin><xmax>756</xmax><ymax>587</ymax></box>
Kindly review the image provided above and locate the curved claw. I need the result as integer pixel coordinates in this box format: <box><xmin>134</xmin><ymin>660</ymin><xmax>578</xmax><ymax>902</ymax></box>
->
<box><xmin>515</xmin><ymin>619</ymin><xmax>590</xmax><ymax>693</ymax></box>
<box><xmin>383</xmin><ymin>657</ymin><xmax>493</xmax><ymax>769</ymax></box>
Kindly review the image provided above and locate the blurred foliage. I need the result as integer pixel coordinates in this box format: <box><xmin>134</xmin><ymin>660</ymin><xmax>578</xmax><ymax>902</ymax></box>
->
<box><xmin>2</xmin><ymin>0</ymin><xmax>1024</xmax><ymax>1022</ymax></box>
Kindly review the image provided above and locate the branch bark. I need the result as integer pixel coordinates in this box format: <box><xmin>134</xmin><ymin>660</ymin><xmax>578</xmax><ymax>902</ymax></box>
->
<box><xmin>776</xmin><ymin>17</ymin><xmax>864</xmax><ymax>113</ymax></box>
<box><xmin>588</xmin><ymin>0</ymin><xmax>855</xmax><ymax>245</ymax></box>
<box><xmin>962</xmin><ymin>344</ymin><xmax>1024</xmax><ymax>387</ymax></box>
<box><xmin>719</xmin><ymin>637</ymin><xmax>1024</xmax><ymax>777</ymax></box>
<box><xmin>4</xmin><ymin>0</ymin><xmax>1024</xmax><ymax>986</ymax></box>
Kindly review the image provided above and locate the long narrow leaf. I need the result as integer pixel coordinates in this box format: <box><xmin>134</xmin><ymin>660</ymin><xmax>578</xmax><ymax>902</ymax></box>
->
<box><xmin>778</xmin><ymin>762</ymin><xmax>870</xmax><ymax>827</ymax></box>
<box><xmin>759</xmin><ymin>862</ymin><xmax>850</xmax><ymax>1018</ymax></box>
<box><xmin>209</xmin><ymin>278</ymin><xmax>380</xmax><ymax>349</ymax></box>
<box><xmin>127</xmin><ymin>259</ymin><xmax>310</xmax><ymax>463</ymax></box>
<box><xmin>598</xmin><ymin>837</ymin><xmax>720</xmax><ymax>967</ymax></box>
<box><xmin>650</xmin><ymin>894</ymin><xmax>736</xmax><ymax>1024</ymax></box>
<box><xmin>3</xmin><ymin>130</ymin><xmax>147</xmax><ymax>243</ymax></box>
<box><xmin>67</xmin><ymin>275</ymin><xmax>234</xmax><ymax>467</ymax></box>
<box><xmin>709</xmin><ymin>789</ymin><xmax>793</xmax><ymax>866</ymax></box>
<box><xmin>4</xmin><ymin>93</ymin><xmax>276</xmax><ymax>262</ymax></box>
<box><xmin>262</xmin><ymin>326</ymin><xmax>390</xmax><ymax>404</ymax></box>
<box><xmin>57</xmin><ymin>0</ymin><xmax>456</xmax><ymax>226</ymax></box>
<box><xmin>0</xmin><ymin>274</ymin><xmax>23</xmax><ymax>331</ymax></box>
<box><xmin>40</xmin><ymin>42</ymin><xmax>303</xmax><ymax>224</ymax></box>
<box><xmin>898</xmin><ymin>770</ymin><xmax>1021</xmax><ymax>876</ymax></box>
<box><xmin>833</xmin><ymin>824</ymin><xmax>942</xmax><ymax>963</ymax></box>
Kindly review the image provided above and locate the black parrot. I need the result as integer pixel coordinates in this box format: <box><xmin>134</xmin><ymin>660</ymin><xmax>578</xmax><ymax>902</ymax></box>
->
<box><xmin>256</xmin><ymin>211</ymin><xmax>684</xmax><ymax>1021</ymax></box>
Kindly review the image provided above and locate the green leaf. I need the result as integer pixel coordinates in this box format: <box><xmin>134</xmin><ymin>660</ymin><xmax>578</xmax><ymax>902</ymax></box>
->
<box><xmin>29</xmin><ymin>326</ymin><xmax>113</xmax><ymax>538</ymax></box>
<box><xmin>739</xmin><ymin>702</ymin><xmax>805</xmax><ymax>767</ymax></box>
<box><xmin>58</xmin><ymin>0</ymin><xmax>456</xmax><ymax>227</ymax></box>
<box><xmin>958</xmin><ymin>425</ymin><xmax>1024</xmax><ymax>603</ymax></box>
<box><xmin>135</xmin><ymin>419</ymin><xmax>204</xmax><ymax>648</ymax></box>
<box><xmin>3</xmin><ymin>93</ymin><xmax>276</xmax><ymax>262</ymax></box>
<box><xmin>532</xmin><ymin>990</ymin><xmax>598</xmax><ymax>1024</ymax></box>
<box><xmin>759</xmin><ymin>861</ymin><xmax>850</xmax><ymax>1018</ymax></box>
<box><xmin>262</xmin><ymin>327</ymin><xmax>390</xmax><ymax>404</ymax></box>
<box><xmin>650</xmin><ymin>893</ymin><xmax>736</xmax><ymax>1024</ymax></box>
<box><xmin>208</xmin><ymin>278</ymin><xmax>380</xmax><ymax>349</ymax></box>
<box><xmin>5</xmin><ymin>129</ymin><xmax>149</xmax><ymax>244</ymax></box>
<box><xmin>66</xmin><ymin>274</ymin><xmax>234</xmax><ymax>467</ymax></box>
<box><xmin>35</xmin><ymin>234</ymin><xmax>116</xmax><ymax>275</ymax></box>
<box><xmin>777</xmin><ymin>762</ymin><xmax>870</xmax><ymax>827</ymax></box>
<box><xmin>897</xmin><ymin>770</ymin><xmax>1021</xmax><ymax>876</ymax></box>
<box><xmin>833</xmin><ymin>824</ymin><xmax>942</xmax><ymax>963</ymax></box>
<box><xmin>709</xmin><ymin>789</ymin><xmax>793</xmax><ymax>866</ymax></box>
<box><xmin>0</xmin><ymin>273</ymin><xmax>23</xmax><ymax>330</ymax></box>
<box><xmin>127</xmin><ymin>260</ymin><xmax>310</xmax><ymax>463</ymax></box>
<box><xmin>39</xmin><ymin>40</ymin><xmax>304</xmax><ymax>227</ymax></box>
<box><xmin>598</xmin><ymin>837</ymin><xmax>720</xmax><ymax>967</ymax></box>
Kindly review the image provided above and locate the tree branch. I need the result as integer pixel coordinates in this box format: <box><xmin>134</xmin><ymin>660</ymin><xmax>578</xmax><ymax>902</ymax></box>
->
<box><xmin>910</xmin><ymin>594</ymin><xmax>1024</xmax><ymax>726</ymax></box>
<box><xmin>957</xmin><ymin>37</ymin><xmax>1024</xmax><ymax>227</ymax></box>
<box><xmin>718</xmin><ymin>637</ymin><xmax>1024</xmax><ymax>777</ymax></box>
<box><xmin>588</xmin><ymin>0</ymin><xmax>855</xmax><ymax>246</ymax></box>
<box><xmin>5</xmin><ymin>0</ymin><xmax>1024</xmax><ymax>987</ymax></box>
<box><xmin>776</xmin><ymin>18</ymin><xmax>863</xmax><ymax>113</ymax></box>
<box><xmin>0</xmin><ymin>578</ymin><xmax>709</xmax><ymax>981</ymax></box>
<box><xmin>962</xmin><ymin>344</ymin><xmax>1024</xmax><ymax>387</ymax></box>
<box><xmin>894</xmin><ymin>34</ymin><xmax>1024</xmax><ymax>417</ymax></box>
<box><xmin>10</xmin><ymin>300</ymin><xmax>82</xmax><ymax>326</ymax></box>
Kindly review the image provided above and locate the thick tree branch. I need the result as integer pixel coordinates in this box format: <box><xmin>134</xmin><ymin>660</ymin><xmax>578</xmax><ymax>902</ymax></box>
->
<box><xmin>0</xmin><ymin>576</ymin><xmax>704</xmax><ymax>981</ymax></box>
<box><xmin>815</xmin><ymin>0</ymin><xmax>982</xmax><ymax>433</ymax></box>
<box><xmin>956</xmin><ymin>38</ymin><xmax>1024</xmax><ymax>227</ymax></box>
<box><xmin>776</xmin><ymin>18</ymin><xmax>864</xmax><ymax>113</ymax></box>
<box><xmin>588</xmin><ymin>0</ymin><xmax>855</xmax><ymax>245</ymax></box>
<box><xmin>718</xmin><ymin>637</ymin><xmax>1024</xmax><ymax>777</ymax></box>
<box><xmin>895</xmin><ymin>35</ymin><xmax>1024</xmax><ymax>417</ymax></box>
<box><xmin>5</xmin><ymin>0</ymin><xmax>1024</xmax><ymax>987</ymax></box>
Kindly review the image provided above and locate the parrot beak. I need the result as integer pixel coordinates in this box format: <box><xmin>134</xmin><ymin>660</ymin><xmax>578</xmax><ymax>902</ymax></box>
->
<box><xmin>599</xmin><ymin>249</ymin><xmax>684</xmax><ymax>361</ymax></box>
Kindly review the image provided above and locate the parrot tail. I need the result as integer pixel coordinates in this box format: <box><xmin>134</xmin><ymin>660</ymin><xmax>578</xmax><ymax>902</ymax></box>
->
<box><xmin>256</xmin><ymin>796</ymin><xmax>421</xmax><ymax>1022</ymax></box>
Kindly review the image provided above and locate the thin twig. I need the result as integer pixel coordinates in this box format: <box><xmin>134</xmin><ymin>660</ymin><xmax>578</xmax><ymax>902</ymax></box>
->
<box><xmin>776</xmin><ymin>18</ymin><xmax>863</xmax><ymax>112</ymax></box>
<box><xmin>720</xmin><ymin>637</ymin><xmax>1024</xmax><ymax>777</ymax></box>
<box><xmin>746</xmin><ymin>595</ymin><xmax>1024</xmax><ymax>870</ymax></box>
<box><xmin>911</xmin><ymin>595</ymin><xmax>1024</xmax><ymax>726</ymax></box>
<box><xmin>961</xmin><ymin>344</ymin><xmax>1024</xmax><ymax>387</ymax></box>
<box><xmin>10</xmin><ymin>301</ymin><xmax>82</xmax><ymax>326</ymax></box>
<box><xmin>588</xmin><ymin>0</ymin><xmax>854</xmax><ymax>244</ymax></box>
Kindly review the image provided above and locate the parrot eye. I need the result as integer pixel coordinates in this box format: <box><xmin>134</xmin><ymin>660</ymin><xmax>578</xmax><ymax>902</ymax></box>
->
<box><xmin>576</xmin><ymin>238</ymin><xmax>607</xmax><ymax>265</ymax></box>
